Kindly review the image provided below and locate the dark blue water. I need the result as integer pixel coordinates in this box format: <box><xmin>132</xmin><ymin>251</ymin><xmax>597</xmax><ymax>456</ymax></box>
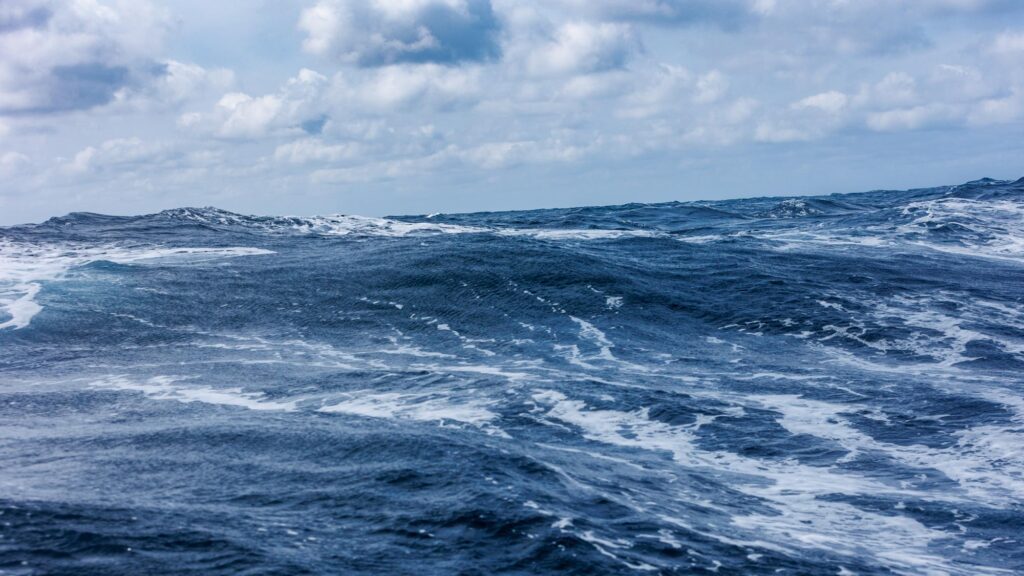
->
<box><xmin>2</xmin><ymin>178</ymin><xmax>1023</xmax><ymax>575</ymax></box>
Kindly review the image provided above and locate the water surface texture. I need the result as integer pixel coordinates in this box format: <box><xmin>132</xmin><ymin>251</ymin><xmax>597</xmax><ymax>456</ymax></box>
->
<box><xmin>2</xmin><ymin>178</ymin><xmax>1023</xmax><ymax>575</ymax></box>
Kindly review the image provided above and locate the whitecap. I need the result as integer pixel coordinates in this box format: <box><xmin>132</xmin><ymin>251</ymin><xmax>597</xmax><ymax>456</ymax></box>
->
<box><xmin>0</xmin><ymin>241</ymin><xmax>274</xmax><ymax>331</ymax></box>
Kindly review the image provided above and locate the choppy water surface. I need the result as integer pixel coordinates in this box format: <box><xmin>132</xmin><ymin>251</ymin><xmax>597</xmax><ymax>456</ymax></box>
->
<box><xmin>2</xmin><ymin>178</ymin><xmax>1023</xmax><ymax>575</ymax></box>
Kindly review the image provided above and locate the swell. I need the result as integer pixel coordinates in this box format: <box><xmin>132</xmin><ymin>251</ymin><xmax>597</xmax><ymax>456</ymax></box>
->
<box><xmin>2</xmin><ymin>177</ymin><xmax>1023</xmax><ymax>575</ymax></box>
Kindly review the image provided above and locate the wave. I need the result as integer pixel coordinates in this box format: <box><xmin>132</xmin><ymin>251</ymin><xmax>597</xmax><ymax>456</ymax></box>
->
<box><xmin>3</xmin><ymin>177</ymin><xmax>1023</xmax><ymax>575</ymax></box>
<box><xmin>0</xmin><ymin>241</ymin><xmax>273</xmax><ymax>330</ymax></box>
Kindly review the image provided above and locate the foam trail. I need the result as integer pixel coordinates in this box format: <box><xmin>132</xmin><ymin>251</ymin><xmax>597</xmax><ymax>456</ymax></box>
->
<box><xmin>0</xmin><ymin>242</ymin><xmax>274</xmax><ymax>330</ymax></box>
<box><xmin>0</xmin><ymin>283</ymin><xmax>41</xmax><ymax>330</ymax></box>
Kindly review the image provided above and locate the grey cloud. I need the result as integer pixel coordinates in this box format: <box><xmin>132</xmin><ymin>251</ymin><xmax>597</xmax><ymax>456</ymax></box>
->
<box><xmin>0</xmin><ymin>0</ymin><xmax>174</xmax><ymax>116</ymax></box>
<box><xmin>384</xmin><ymin>0</ymin><xmax>500</xmax><ymax>65</ymax></box>
<box><xmin>0</xmin><ymin>64</ymin><xmax>130</xmax><ymax>115</ymax></box>
<box><xmin>0</xmin><ymin>5</ymin><xmax>51</xmax><ymax>32</ymax></box>
<box><xmin>49</xmin><ymin>64</ymin><xmax>130</xmax><ymax>111</ymax></box>
<box><xmin>300</xmin><ymin>0</ymin><xmax>501</xmax><ymax>67</ymax></box>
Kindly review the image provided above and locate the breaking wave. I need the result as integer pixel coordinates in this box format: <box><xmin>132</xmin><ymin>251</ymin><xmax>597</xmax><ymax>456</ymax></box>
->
<box><xmin>1</xmin><ymin>177</ymin><xmax>1023</xmax><ymax>575</ymax></box>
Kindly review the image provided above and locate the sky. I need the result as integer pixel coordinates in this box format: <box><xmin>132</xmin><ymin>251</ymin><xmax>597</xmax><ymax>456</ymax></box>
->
<box><xmin>0</xmin><ymin>0</ymin><xmax>1023</xmax><ymax>224</ymax></box>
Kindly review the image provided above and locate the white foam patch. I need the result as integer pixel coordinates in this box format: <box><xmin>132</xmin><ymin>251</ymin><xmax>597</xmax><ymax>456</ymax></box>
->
<box><xmin>0</xmin><ymin>241</ymin><xmax>274</xmax><ymax>330</ymax></box>
<box><xmin>294</xmin><ymin>215</ymin><xmax>488</xmax><ymax>237</ymax></box>
<box><xmin>319</xmin><ymin>391</ymin><xmax>507</xmax><ymax>435</ymax></box>
<box><xmin>530</xmin><ymin>390</ymin><xmax>999</xmax><ymax>575</ymax></box>
<box><xmin>752</xmin><ymin>394</ymin><xmax>1024</xmax><ymax>508</ymax></box>
<box><xmin>897</xmin><ymin>197</ymin><xmax>1024</xmax><ymax>263</ymax></box>
<box><xmin>167</xmin><ymin>208</ymin><xmax>487</xmax><ymax>237</ymax></box>
<box><xmin>496</xmin><ymin>229</ymin><xmax>662</xmax><ymax>241</ymax></box>
<box><xmin>91</xmin><ymin>376</ymin><xmax>299</xmax><ymax>411</ymax></box>
<box><xmin>749</xmin><ymin>195</ymin><xmax>1024</xmax><ymax>264</ymax></box>
<box><xmin>570</xmin><ymin>317</ymin><xmax>617</xmax><ymax>363</ymax></box>
<box><xmin>170</xmin><ymin>208</ymin><xmax>665</xmax><ymax>241</ymax></box>
<box><xmin>91</xmin><ymin>376</ymin><xmax>509</xmax><ymax>436</ymax></box>
<box><xmin>812</xmin><ymin>291</ymin><xmax>1024</xmax><ymax>367</ymax></box>
<box><xmin>0</xmin><ymin>282</ymin><xmax>41</xmax><ymax>330</ymax></box>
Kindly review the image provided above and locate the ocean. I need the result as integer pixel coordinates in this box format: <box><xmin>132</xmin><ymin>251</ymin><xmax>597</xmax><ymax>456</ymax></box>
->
<box><xmin>1</xmin><ymin>177</ymin><xmax>1023</xmax><ymax>575</ymax></box>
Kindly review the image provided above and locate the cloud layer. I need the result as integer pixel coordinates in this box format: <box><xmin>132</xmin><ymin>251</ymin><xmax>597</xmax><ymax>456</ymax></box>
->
<box><xmin>1</xmin><ymin>0</ymin><xmax>1022</xmax><ymax>223</ymax></box>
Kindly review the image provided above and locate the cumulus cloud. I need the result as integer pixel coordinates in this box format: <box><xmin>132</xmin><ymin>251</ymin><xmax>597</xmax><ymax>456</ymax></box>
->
<box><xmin>66</xmin><ymin>137</ymin><xmax>176</xmax><ymax>174</ymax></box>
<box><xmin>191</xmin><ymin>69</ymin><xmax>330</xmax><ymax>139</ymax></box>
<box><xmin>0</xmin><ymin>0</ymin><xmax>174</xmax><ymax>114</ymax></box>
<box><xmin>299</xmin><ymin>0</ymin><xmax>501</xmax><ymax>66</ymax></box>
<box><xmin>336</xmin><ymin>63</ymin><xmax>481</xmax><ymax>110</ymax></box>
<box><xmin>0</xmin><ymin>0</ymin><xmax>229</xmax><ymax>118</ymax></box>
<box><xmin>0</xmin><ymin>151</ymin><xmax>31</xmax><ymax>176</ymax></box>
<box><xmin>137</xmin><ymin>61</ymin><xmax>235</xmax><ymax>107</ymax></box>
<box><xmin>525</xmin><ymin>22</ymin><xmax>639</xmax><ymax>77</ymax></box>
<box><xmin>184</xmin><ymin>63</ymin><xmax>487</xmax><ymax>141</ymax></box>
<box><xmin>793</xmin><ymin>91</ymin><xmax>848</xmax><ymax>114</ymax></box>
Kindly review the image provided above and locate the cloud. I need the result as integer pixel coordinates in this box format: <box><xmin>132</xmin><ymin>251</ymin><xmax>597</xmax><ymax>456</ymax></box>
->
<box><xmin>754</xmin><ymin>123</ymin><xmax>813</xmax><ymax>143</ymax></box>
<box><xmin>0</xmin><ymin>0</ymin><xmax>172</xmax><ymax>115</ymax></box>
<box><xmin>336</xmin><ymin>63</ymin><xmax>481</xmax><ymax>110</ymax></box>
<box><xmin>459</xmin><ymin>138</ymin><xmax>585</xmax><ymax>169</ymax></box>
<box><xmin>866</xmin><ymin>104</ymin><xmax>960</xmax><ymax>132</ymax></box>
<box><xmin>525</xmin><ymin>22</ymin><xmax>639</xmax><ymax>77</ymax></box>
<box><xmin>5</xmin><ymin>1</ymin><xmax>1024</xmax><ymax>224</ymax></box>
<box><xmin>307</xmin><ymin>136</ymin><xmax>587</xmax><ymax>184</ymax></box>
<box><xmin>138</xmin><ymin>61</ymin><xmax>235</xmax><ymax>107</ymax></box>
<box><xmin>274</xmin><ymin>138</ymin><xmax>362</xmax><ymax>164</ymax></box>
<box><xmin>0</xmin><ymin>151</ymin><xmax>30</xmax><ymax>176</ymax></box>
<box><xmin>694</xmin><ymin>69</ymin><xmax>728</xmax><ymax>103</ymax></box>
<box><xmin>0</xmin><ymin>3</ymin><xmax>52</xmax><ymax>32</ymax></box>
<box><xmin>196</xmin><ymin>69</ymin><xmax>329</xmax><ymax>139</ymax></box>
<box><xmin>299</xmin><ymin>0</ymin><xmax>501</xmax><ymax>66</ymax></box>
<box><xmin>67</xmin><ymin>137</ymin><xmax>174</xmax><ymax>174</ymax></box>
<box><xmin>555</xmin><ymin>0</ymin><xmax>754</xmax><ymax>29</ymax></box>
<box><xmin>991</xmin><ymin>31</ymin><xmax>1024</xmax><ymax>54</ymax></box>
<box><xmin>968</xmin><ymin>94</ymin><xmax>1022</xmax><ymax>125</ymax></box>
<box><xmin>185</xmin><ymin>63</ymin><xmax>482</xmax><ymax>141</ymax></box>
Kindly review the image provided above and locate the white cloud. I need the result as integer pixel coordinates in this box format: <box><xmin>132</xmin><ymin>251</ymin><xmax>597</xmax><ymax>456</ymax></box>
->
<box><xmin>553</xmin><ymin>0</ymin><xmax>754</xmax><ymax>27</ymax></box>
<box><xmin>794</xmin><ymin>91</ymin><xmax>848</xmax><ymax>114</ymax></box>
<box><xmin>274</xmin><ymin>138</ymin><xmax>361</xmax><ymax>164</ymax></box>
<box><xmin>990</xmin><ymin>31</ymin><xmax>1024</xmax><ymax>54</ymax></box>
<box><xmin>459</xmin><ymin>139</ymin><xmax>585</xmax><ymax>169</ymax></box>
<box><xmin>866</xmin><ymin>103</ymin><xmax>959</xmax><ymax>132</ymax></box>
<box><xmin>217</xmin><ymin>93</ymin><xmax>285</xmax><ymax>139</ymax></box>
<box><xmin>526</xmin><ymin>22</ymin><xmax>639</xmax><ymax>77</ymax></box>
<box><xmin>338</xmin><ymin>64</ymin><xmax>481</xmax><ymax>110</ymax></box>
<box><xmin>146</xmin><ymin>61</ymin><xmax>235</xmax><ymax>106</ymax></box>
<box><xmin>867</xmin><ymin>72</ymin><xmax>919</xmax><ymax>108</ymax></box>
<box><xmin>694</xmin><ymin>69</ymin><xmax>728</xmax><ymax>103</ymax></box>
<box><xmin>183</xmin><ymin>69</ymin><xmax>329</xmax><ymax>139</ymax></box>
<box><xmin>754</xmin><ymin>123</ymin><xmax>812</xmax><ymax>143</ymax></box>
<box><xmin>298</xmin><ymin>0</ymin><xmax>500</xmax><ymax>66</ymax></box>
<box><xmin>67</xmin><ymin>138</ymin><xmax>173</xmax><ymax>173</ymax></box>
<box><xmin>968</xmin><ymin>92</ymin><xmax>1024</xmax><ymax>126</ymax></box>
<box><xmin>617</xmin><ymin>64</ymin><xmax>691</xmax><ymax>118</ymax></box>
<box><xmin>0</xmin><ymin>151</ymin><xmax>30</xmax><ymax>176</ymax></box>
<box><xmin>5</xmin><ymin>0</ymin><xmax>1024</xmax><ymax>223</ymax></box>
